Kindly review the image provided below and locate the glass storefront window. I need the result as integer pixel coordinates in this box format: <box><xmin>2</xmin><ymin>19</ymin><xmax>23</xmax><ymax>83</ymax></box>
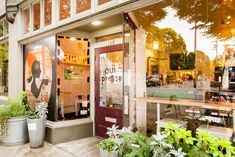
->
<box><xmin>0</xmin><ymin>43</ymin><xmax>8</xmax><ymax>95</ymax></box>
<box><xmin>23</xmin><ymin>8</ymin><xmax>30</xmax><ymax>33</ymax></box>
<box><xmin>4</xmin><ymin>20</ymin><xmax>8</xmax><ymax>35</ymax></box>
<box><xmin>33</xmin><ymin>2</ymin><xmax>40</xmax><ymax>31</ymax></box>
<box><xmin>123</xmin><ymin>19</ymin><xmax>136</xmax><ymax>127</ymax></box>
<box><xmin>44</xmin><ymin>0</ymin><xmax>52</xmax><ymax>26</ymax></box>
<box><xmin>0</xmin><ymin>23</ymin><xmax>3</xmax><ymax>37</ymax></box>
<box><xmin>76</xmin><ymin>0</ymin><xmax>91</xmax><ymax>14</ymax></box>
<box><xmin>59</xmin><ymin>0</ymin><xmax>71</xmax><ymax>20</ymax></box>
<box><xmin>128</xmin><ymin>1</ymin><xmax>235</xmax><ymax>137</ymax></box>
<box><xmin>57</xmin><ymin>36</ymin><xmax>90</xmax><ymax>120</ymax></box>
<box><xmin>99</xmin><ymin>51</ymin><xmax>123</xmax><ymax>108</ymax></box>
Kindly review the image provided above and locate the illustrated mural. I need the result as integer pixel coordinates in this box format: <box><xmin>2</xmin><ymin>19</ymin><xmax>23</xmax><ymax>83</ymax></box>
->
<box><xmin>24</xmin><ymin>36</ymin><xmax>57</xmax><ymax>121</ymax></box>
<box><xmin>25</xmin><ymin>46</ymin><xmax>52</xmax><ymax>106</ymax></box>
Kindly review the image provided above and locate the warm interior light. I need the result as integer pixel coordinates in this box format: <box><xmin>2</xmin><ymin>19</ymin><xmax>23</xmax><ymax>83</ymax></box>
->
<box><xmin>91</xmin><ymin>21</ymin><xmax>102</xmax><ymax>26</ymax></box>
<box><xmin>153</xmin><ymin>41</ymin><xmax>159</xmax><ymax>50</ymax></box>
<box><xmin>70</xmin><ymin>37</ymin><xmax>76</xmax><ymax>41</ymax></box>
<box><xmin>125</xmin><ymin>33</ymin><xmax>130</xmax><ymax>37</ymax></box>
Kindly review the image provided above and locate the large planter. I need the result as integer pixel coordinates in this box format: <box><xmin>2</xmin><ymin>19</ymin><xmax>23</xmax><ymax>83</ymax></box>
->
<box><xmin>99</xmin><ymin>148</ymin><xmax>119</xmax><ymax>157</ymax></box>
<box><xmin>27</xmin><ymin>116</ymin><xmax>46</xmax><ymax>148</ymax></box>
<box><xmin>1</xmin><ymin>116</ymin><xmax>28</xmax><ymax>145</ymax></box>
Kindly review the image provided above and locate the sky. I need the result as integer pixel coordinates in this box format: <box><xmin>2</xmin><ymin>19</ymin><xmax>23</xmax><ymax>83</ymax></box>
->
<box><xmin>156</xmin><ymin>7</ymin><xmax>220</xmax><ymax>60</ymax></box>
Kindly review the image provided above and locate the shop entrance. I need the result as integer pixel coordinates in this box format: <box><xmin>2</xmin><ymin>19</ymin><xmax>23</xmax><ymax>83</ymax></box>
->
<box><xmin>95</xmin><ymin>44</ymin><xmax>123</xmax><ymax>137</ymax></box>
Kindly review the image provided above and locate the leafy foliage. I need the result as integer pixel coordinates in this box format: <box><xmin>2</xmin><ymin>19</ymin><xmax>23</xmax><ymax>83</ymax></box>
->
<box><xmin>162</xmin><ymin>123</ymin><xmax>235</xmax><ymax>157</ymax></box>
<box><xmin>121</xmin><ymin>132</ymin><xmax>152</xmax><ymax>157</ymax></box>
<box><xmin>166</xmin><ymin>0</ymin><xmax>235</xmax><ymax>39</ymax></box>
<box><xmin>196</xmin><ymin>131</ymin><xmax>235</xmax><ymax>157</ymax></box>
<box><xmin>99</xmin><ymin>123</ymin><xmax>235</xmax><ymax>157</ymax></box>
<box><xmin>170</xmin><ymin>52</ymin><xmax>195</xmax><ymax>70</ymax></box>
<box><xmin>0</xmin><ymin>43</ymin><xmax>8</xmax><ymax>67</ymax></box>
<box><xmin>98</xmin><ymin>138</ymin><xmax>119</xmax><ymax>153</ymax></box>
<box><xmin>0</xmin><ymin>92</ymin><xmax>30</xmax><ymax>138</ymax></box>
<box><xmin>64</xmin><ymin>68</ymin><xmax>75</xmax><ymax>80</ymax></box>
<box><xmin>150</xmin><ymin>133</ymin><xmax>173</xmax><ymax>157</ymax></box>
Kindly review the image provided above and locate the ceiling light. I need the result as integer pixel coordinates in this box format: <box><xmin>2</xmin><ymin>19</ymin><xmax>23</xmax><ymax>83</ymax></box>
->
<box><xmin>91</xmin><ymin>21</ymin><xmax>102</xmax><ymax>26</ymax></box>
<box><xmin>153</xmin><ymin>41</ymin><xmax>159</xmax><ymax>50</ymax></box>
<box><xmin>70</xmin><ymin>37</ymin><xmax>76</xmax><ymax>41</ymax></box>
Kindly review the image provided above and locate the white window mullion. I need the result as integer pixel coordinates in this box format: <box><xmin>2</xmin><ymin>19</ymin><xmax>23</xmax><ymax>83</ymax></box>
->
<box><xmin>30</xmin><ymin>4</ymin><xmax>33</xmax><ymax>33</ymax></box>
<box><xmin>93</xmin><ymin>0</ymin><xmax>98</xmax><ymax>13</ymax></box>
<box><xmin>52</xmin><ymin>0</ymin><xmax>58</xmax><ymax>27</ymax></box>
<box><xmin>71</xmin><ymin>0</ymin><xmax>76</xmax><ymax>18</ymax></box>
<box><xmin>40</xmin><ymin>0</ymin><xmax>44</xmax><ymax>30</ymax></box>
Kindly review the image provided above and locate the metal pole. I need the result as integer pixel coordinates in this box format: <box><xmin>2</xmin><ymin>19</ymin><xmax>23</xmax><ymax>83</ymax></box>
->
<box><xmin>157</xmin><ymin>103</ymin><xmax>160</xmax><ymax>134</ymax></box>
<box><xmin>194</xmin><ymin>22</ymin><xmax>197</xmax><ymax>88</ymax></box>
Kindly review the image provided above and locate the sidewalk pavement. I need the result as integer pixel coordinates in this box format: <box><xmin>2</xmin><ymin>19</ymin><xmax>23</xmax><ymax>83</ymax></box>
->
<box><xmin>0</xmin><ymin>137</ymin><xmax>101</xmax><ymax>157</ymax></box>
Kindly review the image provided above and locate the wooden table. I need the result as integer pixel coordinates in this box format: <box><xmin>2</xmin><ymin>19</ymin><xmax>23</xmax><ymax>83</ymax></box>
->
<box><xmin>134</xmin><ymin>97</ymin><xmax>235</xmax><ymax>134</ymax></box>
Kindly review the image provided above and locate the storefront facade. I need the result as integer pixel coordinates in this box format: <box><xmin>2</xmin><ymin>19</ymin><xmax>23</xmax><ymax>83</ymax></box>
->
<box><xmin>2</xmin><ymin>0</ymin><xmax>235</xmax><ymax>143</ymax></box>
<box><xmin>0</xmin><ymin>0</ymin><xmax>152</xmax><ymax>142</ymax></box>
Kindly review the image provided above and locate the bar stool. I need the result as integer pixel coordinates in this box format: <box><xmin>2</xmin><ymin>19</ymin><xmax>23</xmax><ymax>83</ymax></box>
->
<box><xmin>57</xmin><ymin>96</ymin><xmax>65</xmax><ymax>119</ymax></box>
<box><xmin>74</xmin><ymin>95</ymin><xmax>89</xmax><ymax>117</ymax></box>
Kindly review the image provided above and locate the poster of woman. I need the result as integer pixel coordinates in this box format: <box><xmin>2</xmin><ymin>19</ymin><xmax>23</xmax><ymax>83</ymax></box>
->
<box><xmin>25</xmin><ymin>46</ymin><xmax>52</xmax><ymax>107</ymax></box>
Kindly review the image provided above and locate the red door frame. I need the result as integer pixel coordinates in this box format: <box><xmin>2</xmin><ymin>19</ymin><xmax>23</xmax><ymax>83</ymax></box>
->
<box><xmin>95</xmin><ymin>44</ymin><xmax>123</xmax><ymax>137</ymax></box>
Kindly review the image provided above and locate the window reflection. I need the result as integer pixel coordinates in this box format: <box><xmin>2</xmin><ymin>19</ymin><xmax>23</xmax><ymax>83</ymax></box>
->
<box><xmin>60</xmin><ymin>0</ymin><xmax>71</xmax><ymax>20</ymax></box>
<box><xmin>0</xmin><ymin>23</ymin><xmax>3</xmax><ymax>37</ymax></box>
<box><xmin>44</xmin><ymin>0</ymin><xmax>52</xmax><ymax>26</ymax></box>
<box><xmin>131</xmin><ymin>0</ymin><xmax>235</xmax><ymax>135</ymax></box>
<box><xmin>33</xmin><ymin>2</ymin><xmax>40</xmax><ymax>31</ymax></box>
<box><xmin>0</xmin><ymin>43</ymin><xmax>8</xmax><ymax>95</ymax></box>
<box><xmin>76</xmin><ymin>0</ymin><xmax>91</xmax><ymax>14</ymax></box>
<box><xmin>23</xmin><ymin>8</ymin><xmax>30</xmax><ymax>33</ymax></box>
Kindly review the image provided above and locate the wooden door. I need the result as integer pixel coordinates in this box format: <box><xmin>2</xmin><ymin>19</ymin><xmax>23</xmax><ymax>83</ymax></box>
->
<box><xmin>95</xmin><ymin>44</ymin><xmax>123</xmax><ymax>137</ymax></box>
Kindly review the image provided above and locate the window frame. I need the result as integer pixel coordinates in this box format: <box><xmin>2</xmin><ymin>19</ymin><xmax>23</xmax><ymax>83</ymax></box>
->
<box><xmin>0</xmin><ymin>41</ymin><xmax>9</xmax><ymax>96</ymax></box>
<box><xmin>22</xmin><ymin>6</ymin><xmax>31</xmax><ymax>34</ymax></box>
<box><xmin>43</xmin><ymin>0</ymin><xmax>52</xmax><ymax>27</ymax></box>
<box><xmin>32</xmin><ymin>0</ymin><xmax>41</xmax><ymax>32</ymax></box>
<box><xmin>58</xmin><ymin>0</ymin><xmax>72</xmax><ymax>22</ymax></box>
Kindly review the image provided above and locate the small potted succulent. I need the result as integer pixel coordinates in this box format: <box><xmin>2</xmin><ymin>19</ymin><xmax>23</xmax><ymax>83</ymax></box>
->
<box><xmin>27</xmin><ymin>102</ymin><xmax>48</xmax><ymax>148</ymax></box>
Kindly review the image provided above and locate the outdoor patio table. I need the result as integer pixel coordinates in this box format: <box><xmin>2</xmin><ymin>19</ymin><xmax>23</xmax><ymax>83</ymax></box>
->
<box><xmin>134</xmin><ymin>97</ymin><xmax>235</xmax><ymax>135</ymax></box>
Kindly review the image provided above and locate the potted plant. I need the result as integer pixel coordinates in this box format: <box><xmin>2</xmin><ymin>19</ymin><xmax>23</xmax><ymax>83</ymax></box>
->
<box><xmin>98</xmin><ymin>125</ymin><xmax>133</xmax><ymax>157</ymax></box>
<box><xmin>98</xmin><ymin>138</ymin><xmax>119</xmax><ymax>157</ymax></box>
<box><xmin>0</xmin><ymin>92</ymin><xmax>30</xmax><ymax>145</ymax></box>
<box><xmin>27</xmin><ymin>101</ymin><xmax>48</xmax><ymax>148</ymax></box>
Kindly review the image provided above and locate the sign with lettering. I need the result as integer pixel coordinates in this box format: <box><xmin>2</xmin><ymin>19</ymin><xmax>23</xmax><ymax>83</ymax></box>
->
<box><xmin>62</xmin><ymin>53</ymin><xmax>89</xmax><ymax>66</ymax></box>
<box><xmin>101</xmin><ymin>64</ymin><xmax>123</xmax><ymax>85</ymax></box>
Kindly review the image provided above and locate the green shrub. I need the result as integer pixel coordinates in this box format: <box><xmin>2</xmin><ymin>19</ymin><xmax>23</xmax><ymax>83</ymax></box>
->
<box><xmin>98</xmin><ymin>138</ymin><xmax>119</xmax><ymax>153</ymax></box>
<box><xmin>99</xmin><ymin>123</ymin><xmax>235</xmax><ymax>157</ymax></box>
<box><xmin>0</xmin><ymin>92</ymin><xmax>30</xmax><ymax>138</ymax></box>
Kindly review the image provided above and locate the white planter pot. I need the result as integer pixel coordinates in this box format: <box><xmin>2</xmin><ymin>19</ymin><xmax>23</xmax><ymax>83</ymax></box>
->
<box><xmin>99</xmin><ymin>148</ymin><xmax>119</xmax><ymax>157</ymax></box>
<box><xmin>27</xmin><ymin>116</ymin><xmax>46</xmax><ymax>148</ymax></box>
<box><xmin>1</xmin><ymin>116</ymin><xmax>28</xmax><ymax>145</ymax></box>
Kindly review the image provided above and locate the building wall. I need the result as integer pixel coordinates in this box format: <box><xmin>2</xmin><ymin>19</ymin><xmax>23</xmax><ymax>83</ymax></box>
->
<box><xmin>0</xmin><ymin>0</ymin><xmax>5</xmax><ymax>16</ymax></box>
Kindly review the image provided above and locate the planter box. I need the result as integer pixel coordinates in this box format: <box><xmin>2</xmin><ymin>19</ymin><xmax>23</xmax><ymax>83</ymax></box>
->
<box><xmin>27</xmin><ymin>117</ymin><xmax>46</xmax><ymax>148</ymax></box>
<box><xmin>99</xmin><ymin>148</ymin><xmax>118</xmax><ymax>157</ymax></box>
<box><xmin>1</xmin><ymin>116</ymin><xmax>28</xmax><ymax>145</ymax></box>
